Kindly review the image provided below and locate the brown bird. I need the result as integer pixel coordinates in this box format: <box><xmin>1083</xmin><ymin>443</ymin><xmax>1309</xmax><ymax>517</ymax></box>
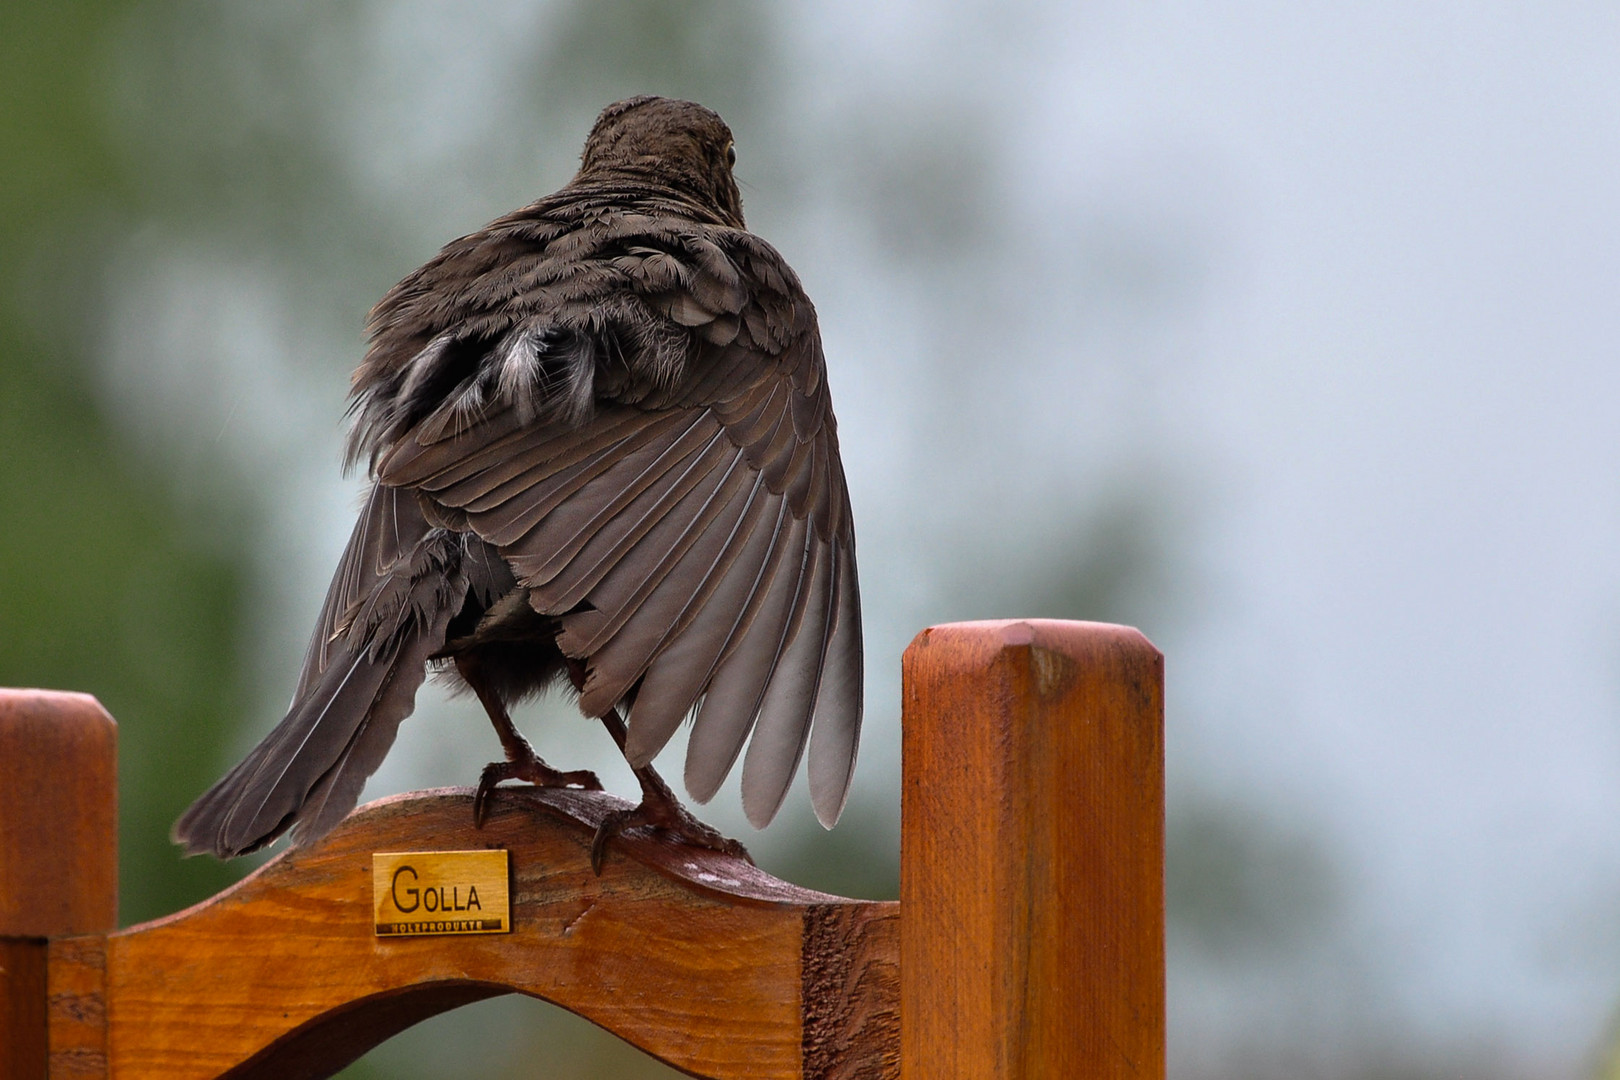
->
<box><xmin>173</xmin><ymin>96</ymin><xmax>862</xmax><ymax>868</ymax></box>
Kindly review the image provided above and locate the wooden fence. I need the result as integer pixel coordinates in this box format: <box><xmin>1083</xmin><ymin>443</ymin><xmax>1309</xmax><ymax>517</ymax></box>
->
<box><xmin>0</xmin><ymin>619</ymin><xmax>1163</xmax><ymax>1079</ymax></box>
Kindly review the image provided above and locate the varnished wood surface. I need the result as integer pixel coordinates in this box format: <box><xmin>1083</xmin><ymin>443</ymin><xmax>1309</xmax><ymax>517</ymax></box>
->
<box><xmin>0</xmin><ymin>690</ymin><xmax>119</xmax><ymax>937</ymax></box>
<box><xmin>0</xmin><ymin>689</ymin><xmax>118</xmax><ymax>1080</ymax></box>
<box><xmin>900</xmin><ymin>620</ymin><xmax>1166</xmax><ymax>1080</ymax></box>
<box><xmin>3</xmin><ymin>937</ymin><xmax>48</xmax><ymax>1079</ymax></box>
<box><xmin>46</xmin><ymin>935</ymin><xmax>106</xmax><ymax>1080</ymax></box>
<box><xmin>801</xmin><ymin>904</ymin><xmax>900</xmax><ymax>1080</ymax></box>
<box><xmin>50</xmin><ymin>787</ymin><xmax>898</xmax><ymax>1080</ymax></box>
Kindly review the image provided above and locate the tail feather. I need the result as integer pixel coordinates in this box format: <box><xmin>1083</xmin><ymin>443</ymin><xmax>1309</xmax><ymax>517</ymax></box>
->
<box><xmin>173</xmin><ymin>528</ymin><xmax>466</xmax><ymax>858</ymax></box>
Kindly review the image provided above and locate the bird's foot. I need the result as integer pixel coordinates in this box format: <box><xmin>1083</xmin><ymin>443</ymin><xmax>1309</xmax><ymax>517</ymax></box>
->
<box><xmin>473</xmin><ymin>755</ymin><xmax>602</xmax><ymax>828</ymax></box>
<box><xmin>590</xmin><ymin>790</ymin><xmax>752</xmax><ymax>874</ymax></box>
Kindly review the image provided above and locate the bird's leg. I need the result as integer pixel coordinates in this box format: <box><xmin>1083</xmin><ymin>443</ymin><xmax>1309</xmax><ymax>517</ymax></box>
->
<box><xmin>589</xmin><ymin>707</ymin><xmax>754</xmax><ymax>873</ymax></box>
<box><xmin>457</xmin><ymin>655</ymin><xmax>601</xmax><ymax>827</ymax></box>
<box><xmin>565</xmin><ymin>659</ymin><xmax>752</xmax><ymax>873</ymax></box>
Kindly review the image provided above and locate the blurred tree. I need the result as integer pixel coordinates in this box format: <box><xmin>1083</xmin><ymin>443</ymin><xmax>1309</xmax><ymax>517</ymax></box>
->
<box><xmin>1166</xmin><ymin>790</ymin><xmax>1338</xmax><ymax>963</ymax></box>
<box><xmin>0</xmin><ymin>0</ymin><xmax>249</xmax><ymax>924</ymax></box>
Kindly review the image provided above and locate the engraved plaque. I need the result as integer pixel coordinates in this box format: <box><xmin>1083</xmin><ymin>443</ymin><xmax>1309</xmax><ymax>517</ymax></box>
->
<box><xmin>372</xmin><ymin>850</ymin><xmax>511</xmax><ymax>937</ymax></box>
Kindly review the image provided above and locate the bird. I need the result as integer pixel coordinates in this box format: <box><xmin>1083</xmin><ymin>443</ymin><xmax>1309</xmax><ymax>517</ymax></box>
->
<box><xmin>173</xmin><ymin>96</ymin><xmax>863</xmax><ymax>870</ymax></box>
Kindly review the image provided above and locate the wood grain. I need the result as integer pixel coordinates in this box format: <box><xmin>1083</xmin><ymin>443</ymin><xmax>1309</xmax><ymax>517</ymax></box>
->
<box><xmin>0</xmin><ymin>690</ymin><xmax>119</xmax><ymax>937</ymax></box>
<box><xmin>51</xmin><ymin>786</ymin><xmax>897</xmax><ymax>1079</ymax></box>
<box><xmin>0</xmin><ymin>689</ymin><xmax>118</xmax><ymax>1080</ymax></box>
<box><xmin>46</xmin><ymin>934</ymin><xmax>107</xmax><ymax>1079</ymax></box>
<box><xmin>802</xmin><ymin>904</ymin><xmax>900</xmax><ymax>1080</ymax></box>
<box><xmin>900</xmin><ymin>620</ymin><xmax>1165</xmax><ymax>1080</ymax></box>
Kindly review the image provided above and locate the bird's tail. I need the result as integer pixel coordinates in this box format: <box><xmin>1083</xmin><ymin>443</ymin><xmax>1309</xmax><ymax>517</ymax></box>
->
<box><xmin>173</xmin><ymin>528</ymin><xmax>467</xmax><ymax>858</ymax></box>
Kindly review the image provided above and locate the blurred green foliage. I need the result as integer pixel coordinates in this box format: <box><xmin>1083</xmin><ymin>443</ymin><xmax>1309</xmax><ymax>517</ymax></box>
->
<box><xmin>0</xmin><ymin>0</ymin><xmax>248</xmax><ymax>925</ymax></box>
<box><xmin>1166</xmin><ymin>790</ymin><xmax>1338</xmax><ymax>962</ymax></box>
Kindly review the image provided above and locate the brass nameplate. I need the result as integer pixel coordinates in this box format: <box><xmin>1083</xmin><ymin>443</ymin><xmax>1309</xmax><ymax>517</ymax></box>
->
<box><xmin>372</xmin><ymin>850</ymin><xmax>510</xmax><ymax>937</ymax></box>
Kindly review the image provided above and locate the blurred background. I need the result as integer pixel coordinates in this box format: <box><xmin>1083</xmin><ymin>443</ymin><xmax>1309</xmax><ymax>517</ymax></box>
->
<box><xmin>4</xmin><ymin>1</ymin><xmax>1618</xmax><ymax>1077</ymax></box>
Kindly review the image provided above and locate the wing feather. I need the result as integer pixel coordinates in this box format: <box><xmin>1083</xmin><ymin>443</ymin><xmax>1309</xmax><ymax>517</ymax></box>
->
<box><xmin>506</xmin><ymin>412</ymin><xmax>717</xmax><ymax>588</ymax></box>
<box><xmin>683</xmin><ymin>511</ymin><xmax>812</xmax><ymax>803</ymax></box>
<box><xmin>293</xmin><ymin>484</ymin><xmax>430</xmax><ymax>702</ymax></box>
<box><xmin>611</xmin><ymin>472</ymin><xmax>776</xmax><ymax>764</ymax></box>
<box><xmin>806</xmin><ymin>543</ymin><xmax>863</xmax><ymax>826</ymax></box>
<box><xmin>526</xmin><ymin>425</ymin><xmax>732</xmax><ymax>616</ymax></box>
<box><xmin>739</xmin><ymin>535</ymin><xmax>833</xmax><ymax>826</ymax></box>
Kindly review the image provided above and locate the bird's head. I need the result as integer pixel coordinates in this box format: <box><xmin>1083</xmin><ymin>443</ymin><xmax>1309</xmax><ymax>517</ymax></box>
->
<box><xmin>577</xmin><ymin>96</ymin><xmax>746</xmax><ymax>228</ymax></box>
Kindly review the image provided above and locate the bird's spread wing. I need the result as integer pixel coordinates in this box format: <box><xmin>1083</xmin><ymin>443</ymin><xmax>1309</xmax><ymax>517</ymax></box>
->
<box><xmin>372</xmin><ymin>215</ymin><xmax>862</xmax><ymax>828</ymax></box>
<box><xmin>380</xmin><ymin>391</ymin><xmax>860</xmax><ymax>829</ymax></box>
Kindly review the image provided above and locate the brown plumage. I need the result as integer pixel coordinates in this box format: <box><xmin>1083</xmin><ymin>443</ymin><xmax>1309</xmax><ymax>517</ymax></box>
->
<box><xmin>173</xmin><ymin>96</ymin><xmax>863</xmax><ymax>863</ymax></box>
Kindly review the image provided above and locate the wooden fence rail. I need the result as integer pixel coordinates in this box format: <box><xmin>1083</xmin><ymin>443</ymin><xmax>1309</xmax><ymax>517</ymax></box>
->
<box><xmin>0</xmin><ymin>619</ymin><xmax>1163</xmax><ymax>1079</ymax></box>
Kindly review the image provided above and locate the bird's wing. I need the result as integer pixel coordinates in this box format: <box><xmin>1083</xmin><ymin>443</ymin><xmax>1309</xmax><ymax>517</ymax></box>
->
<box><xmin>375</xmin><ymin>225</ymin><xmax>862</xmax><ymax>829</ymax></box>
<box><xmin>292</xmin><ymin>483</ymin><xmax>432</xmax><ymax>701</ymax></box>
<box><xmin>174</xmin><ymin>486</ymin><xmax>462</xmax><ymax>857</ymax></box>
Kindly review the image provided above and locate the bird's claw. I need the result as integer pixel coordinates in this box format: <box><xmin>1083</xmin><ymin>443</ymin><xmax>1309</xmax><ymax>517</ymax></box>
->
<box><xmin>589</xmin><ymin>799</ymin><xmax>753</xmax><ymax>874</ymax></box>
<box><xmin>472</xmin><ymin>758</ymin><xmax>602</xmax><ymax>828</ymax></box>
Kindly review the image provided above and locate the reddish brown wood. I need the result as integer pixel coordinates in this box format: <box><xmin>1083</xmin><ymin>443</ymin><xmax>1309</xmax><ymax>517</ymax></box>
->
<box><xmin>43</xmin><ymin>787</ymin><xmax>897</xmax><ymax>1079</ymax></box>
<box><xmin>0</xmin><ymin>690</ymin><xmax>119</xmax><ymax>937</ymax></box>
<box><xmin>45</xmin><ymin>935</ymin><xmax>106</xmax><ymax>1079</ymax></box>
<box><xmin>801</xmin><ymin>904</ymin><xmax>900</xmax><ymax>1080</ymax></box>
<box><xmin>0</xmin><ymin>690</ymin><xmax>118</xmax><ymax>1080</ymax></box>
<box><xmin>900</xmin><ymin>620</ymin><xmax>1165</xmax><ymax>1080</ymax></box>
<box><xmin>2</xmin><ymin>937</ymin><xmax>48</xmax><ymax>1079</ymax></box>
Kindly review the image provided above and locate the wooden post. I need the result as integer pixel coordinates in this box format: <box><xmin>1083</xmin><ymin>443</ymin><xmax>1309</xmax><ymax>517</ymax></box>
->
<box><xmin>0</xmin><ymin>690</ymin><xmax>119</xmax><ymax>1080</ymax></box>
<box><xmin>900</xmin><ymin>620</ymin><xmax>1165</xmax><ymax>1079</ymax></box>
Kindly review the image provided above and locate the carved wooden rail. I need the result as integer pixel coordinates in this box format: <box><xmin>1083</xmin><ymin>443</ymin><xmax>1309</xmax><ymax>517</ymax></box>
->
<box><xmin>0</xmin><ymin>620</ymin><xmax>1164</xmax><ymax>1079</ymax></box>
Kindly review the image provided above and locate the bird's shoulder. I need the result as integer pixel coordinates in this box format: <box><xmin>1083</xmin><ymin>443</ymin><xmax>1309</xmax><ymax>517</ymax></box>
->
<box><xmin>360</xmin><ymin>188</ymin><xmax>816</xmax><ymax>393</ymax></box>
<box><xmin>347</xmin><ymin>184</ymin><xmax>835</xmax><ymax>485</ymax></box>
